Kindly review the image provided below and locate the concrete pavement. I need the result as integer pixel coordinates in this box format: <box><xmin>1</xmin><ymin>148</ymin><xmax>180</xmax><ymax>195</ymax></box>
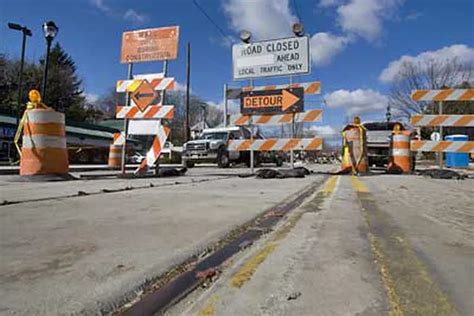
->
<box><xmin>173</xmin><ymin>172</ymin><xmax>473</xmax><ymax>316</ymax></box>
<box><xmin>0</xmin><ymin>165</ymin><xmax>333</xmax><ymax>315</ymax></box>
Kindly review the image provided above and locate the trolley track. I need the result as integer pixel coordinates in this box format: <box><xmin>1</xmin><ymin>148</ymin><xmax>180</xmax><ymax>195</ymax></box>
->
<box><xmin>115</xmin><ymin>175</ymin><xmax>329</xmax><ymax>315</ymax></box>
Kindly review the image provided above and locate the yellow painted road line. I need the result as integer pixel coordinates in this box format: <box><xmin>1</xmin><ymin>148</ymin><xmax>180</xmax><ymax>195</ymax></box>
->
<box><xmin>323</xmin><ymin>175</ymin><xmax>339</xmax><ymax>193</ymax></box>
<box><xmin>230</xmin><ymin>175</ymin><xmax>338</xmax><ymax>289</ymax></box>
<box><xmin>230</xmin><ymin>243</ymin><xmax>277</xmax><ymax>288</ymax></box>
<box><xmin>197</xmin><ymin>176</ymin><xmax>339</xmax><ymax>314</ymax></box>
<box><xmin>351</xmin><ymin>177</ymin><xmax>459</xmax><ymax>316</ymax></box>
<box><xmin>351</xmin><ymin>175</ymin><xmax>369</xmax><ymax>193</ymax></box>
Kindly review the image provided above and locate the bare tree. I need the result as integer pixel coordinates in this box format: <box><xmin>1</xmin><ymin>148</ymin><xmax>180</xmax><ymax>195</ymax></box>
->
<box><xmin>388</xmin><ymin>57</ymin><xmax>473</xmax><ymax>121</ymax></box>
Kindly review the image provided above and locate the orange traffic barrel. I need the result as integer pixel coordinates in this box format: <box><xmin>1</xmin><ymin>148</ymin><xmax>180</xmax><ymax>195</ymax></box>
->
<box><xmin>340</xmin><ymin>124</ymin><xmax>368</xmax><ymax>174</ymax></box>
<box><xmin>388</xmin><ymin>130</ymin><xmax>412</xmax><ymax>173</ymax></box>
<box><xmin>108</xmin><ymin>145</ymin><xmax>122</xmax><ymax>169</ymax></box>
<box><xmin>20</xmin><ymin>109</ymin><xmax>69</xmax><ymax>176</ymax></box>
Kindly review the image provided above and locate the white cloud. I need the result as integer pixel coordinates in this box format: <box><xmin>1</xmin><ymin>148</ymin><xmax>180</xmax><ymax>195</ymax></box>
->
<box><xmin>379</xmin><ymin>44</ymin><xmax>474</xmax><ymax>83</ymax></box>
<box><xmin>319</xmin><ymin>0</ymin><xmax>343</xmax><ymax>7</ymax></box>
<box><xmin>83</xmin><ymin>92</ymin><xmax>99</xmax><ymax>104</ymax></box>
<box><xmin>91</xmin><ymin>0</ymin><xmax>147</xmax><ymax>24</ymax></box>
<box><xmin>223</xmin><ymin>0</ymin><xmax>297</xmax><ymax>40</ymax></box>
<box><xmin>123</xmin><ymin>9</ymin><xmax>148</xmax><ymax>23</ymax></box>
<box><xmin>337</xmin><ymin>0</ymin><xmax>403</xmax><ymax>41</ymax></box>
<box><xmin>91</xmin><ymin>0</ymin><xmax>110</xmax><ymax>13</ymax></box>
<box><xmin>310</xmin><ymin>32</ymin><xmax>350</xmax><ymax>66</ymax></box>
<box><xmin>305</xmin><ymin>125</ymin><xmax>338</xmax><ymax>136</ymax></box>
<box><xmin>324</xmin><ymin>89</ymin><xmax>388</xmax><ymax>115</ymax></box>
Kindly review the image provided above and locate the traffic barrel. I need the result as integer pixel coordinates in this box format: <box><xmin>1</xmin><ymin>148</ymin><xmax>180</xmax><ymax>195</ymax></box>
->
<box><xmin>108</xmin><ymin>145</ymin><xmax>122</xmax><ymax>169</ymax></box>
<box><xmin>20</xmin><ymin>109</ymin><xmax>69</xmax><ymax>176</ymax></box>
<box><xmin>388</xmin><ymin>130</ymin><xmax>412</xmax><ymax>173</ymax></box>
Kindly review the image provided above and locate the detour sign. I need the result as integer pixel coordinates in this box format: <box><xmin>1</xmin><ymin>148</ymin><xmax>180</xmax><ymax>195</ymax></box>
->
<box><xmin>240</xmin><ymin>88</ymin><xmax>304</xmax><ymax>114</ymax></box>
<box><xmin>121</xmin><ymin>26</ymin><xmax>179</xmax><ymax>64</ymax></box>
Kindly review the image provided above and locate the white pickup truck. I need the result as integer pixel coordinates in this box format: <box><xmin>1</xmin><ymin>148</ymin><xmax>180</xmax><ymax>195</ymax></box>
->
<box><xmin>181</xmin><ymin>126</ymin><xmax>283</xmax><ymax>168</ymax></box>
<box><xmin>363</xmin><ymin>121</ymin><xmax>405</xmax><ymax>167</ymax></box>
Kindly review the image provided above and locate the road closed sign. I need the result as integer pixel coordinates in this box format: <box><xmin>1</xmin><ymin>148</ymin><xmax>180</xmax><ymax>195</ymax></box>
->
<box><xmin>121</xmin><ymin>26</ymin><xmax>179</xmax><ymax>63</ymax></box>
<box><xmin>232</xmin><ymin>36</ymin><xmax>310</xmax><ymax>80</ymax></box>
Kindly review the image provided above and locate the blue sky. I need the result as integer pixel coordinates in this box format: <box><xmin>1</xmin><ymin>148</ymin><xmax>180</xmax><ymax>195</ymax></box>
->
<box><xmin>1</xmin><ymin>0</ymin><xmax>473</xmax><ymax>135</ymax></box>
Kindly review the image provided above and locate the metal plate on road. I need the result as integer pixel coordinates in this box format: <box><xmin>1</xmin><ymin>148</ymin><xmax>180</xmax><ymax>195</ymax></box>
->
<box><xmin>121</xmin><ymin>26</ymin><xmax>179</xmax><ymax>63</ymax></box>
<box><xmin>232</xmin><ymin>36</ymin><xmax>310</xmax><ymax>80</ymax></box>
<box><xmin>240</xmin><ymin>88</ymin><xmax>304</xmax><ymax>114</ymax></box>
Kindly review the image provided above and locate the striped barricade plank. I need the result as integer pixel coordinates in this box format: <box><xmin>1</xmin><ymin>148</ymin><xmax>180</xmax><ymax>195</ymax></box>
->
<box><xmin>227</xmin><ymin>81</ymin><xmax>321</xmax><ymax>100</ymax></box>
<box><xmin>411</xmin><ymin>89</ymin><xmax>474</xmax><ymax>102</ymax></box>
<box><xmin>135</xmin><ymin>125</ymin><xmax>171</xmax><ymax>173</ymax></box>
<box><xmin>228</xmin><ymin>138</ymin><xmax>323</xmax><ymax>152</ymax></box>
<box><xmin>112</xmin><ymin>132</ymin><xmax>125</xmax><ymax>146</ymax></box>
<box><xmin>410</xmin><ymin>140</ymin><xmax>474</xmax><ymax>153</ymax></box>
<box><xmin>411</xmin><ymin>114</ymin><xmax>474</xmax><ymax>127</ymax></box>
<box><xmin>116</xmin><ymin>77</ymin><xmax>175</xmax><ymax>93</ymax></box>
<box><xmin>116</xmin><ymin>105</ymin><xmax>175</xmax><ymax>119</ymax></box>
<box><xmin>230</xmin><ymin>109</ymin><xmax>322</xmax><ymax>126</ymax></box>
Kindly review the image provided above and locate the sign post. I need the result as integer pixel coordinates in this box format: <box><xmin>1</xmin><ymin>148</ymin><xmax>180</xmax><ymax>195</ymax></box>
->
<box><xmin>121</xmin><ymin>63</ymin><xmax>133</xmax><ymax>174</ymax></box>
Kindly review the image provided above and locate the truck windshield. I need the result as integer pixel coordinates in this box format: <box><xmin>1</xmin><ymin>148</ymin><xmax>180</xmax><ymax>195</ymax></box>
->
<box><xmin>198</xmin><ymin>132</ymin><xmax>228</xmax><ymax>140</ymax></box>
<box><xmin>363</xmin><ymin>122</ymin><xmax>404</xmax><ymax>131</ymax></box>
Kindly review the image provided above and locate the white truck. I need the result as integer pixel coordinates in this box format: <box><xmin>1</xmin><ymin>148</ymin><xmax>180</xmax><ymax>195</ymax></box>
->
<box><xmin>181</xmin><ymin>126</ymin><xmax>283</xmax><ymax>168</ymax></box>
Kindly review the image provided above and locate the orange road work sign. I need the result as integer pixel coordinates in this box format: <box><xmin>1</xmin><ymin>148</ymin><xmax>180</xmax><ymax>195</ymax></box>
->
<box><xmin>240</xmin><ymin>88</ymin><xmax>304</xmax><ymax>114</ymax></box>
<box><xmin>131</xmin><ymin>80</ymin><xmax>158</xmax><ymax>112</ymax></box>
<box><xmin>121</xmin><ymin>26</ymin><xmax>179</xmax><ymax>63</ymax></box>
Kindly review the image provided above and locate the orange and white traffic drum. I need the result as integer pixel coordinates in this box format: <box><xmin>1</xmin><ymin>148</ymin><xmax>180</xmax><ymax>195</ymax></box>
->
<box><xmin>20</xmin><ymin>109</ymin><xmax>69</xmax><ymax>176</ymax></box>
<box><xmin>108</xmin><ymin>145</ymin><xmax>122</xmax><ymax>169</ymax></box>
<box><xmin>388</xmin><ymin>131</ymin><xmax>412</xmax><ymax>173</ymax></box>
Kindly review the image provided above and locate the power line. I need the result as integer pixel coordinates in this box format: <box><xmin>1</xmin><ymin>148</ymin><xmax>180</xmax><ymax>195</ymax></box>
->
<box><xmin>192</xmin><ymin>0</ymin><xmax>230</xmax><ymax>40</ymax></box>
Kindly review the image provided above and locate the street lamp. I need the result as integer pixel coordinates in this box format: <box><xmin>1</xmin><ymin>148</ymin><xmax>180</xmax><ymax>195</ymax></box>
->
<box><xmin>7</xmin><ymin>22</ymin><xmax>32</xmax><ymax>130</ymax></box>
<box><xmin>239</xmin><ymin>30</ymin><xmax>251</xmax><ymax>44</ymax></box>
<box><xmin>292</xmin><ymin>23</ymin><xmax>304</xmax><ymax>37</ymax></box>
<box><xmin>41</xmin><ymin>21</ymin><xmax>58</xmax><ymax>104</ymax></box>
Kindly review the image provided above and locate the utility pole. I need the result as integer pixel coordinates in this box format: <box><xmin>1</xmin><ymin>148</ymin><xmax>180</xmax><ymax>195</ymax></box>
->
<box><xmin>185</xmin><ymin>42</ymin><xmax>191</xmax><ymax>142</ymax></box>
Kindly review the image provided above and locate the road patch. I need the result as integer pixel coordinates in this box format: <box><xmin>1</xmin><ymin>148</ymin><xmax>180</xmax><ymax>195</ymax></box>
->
<box><xmin>351</xmin><ymin>176</ymin><xmax>459</xmax><ymax>316</ymax></box>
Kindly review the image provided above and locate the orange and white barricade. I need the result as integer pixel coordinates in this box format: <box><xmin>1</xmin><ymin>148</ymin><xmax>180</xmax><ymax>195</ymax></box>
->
<box><xmin>388</xmin><ymin>130</ymin><xmax>412</xmax><ymax>173</ymax></box>
<box><xmin>228</xmin><ymin>138</ymin><xmax>322</xmax><ymax>152</ymax></box>
<box><xmin>227</xmin><ymin>81</ymin><xmax>321</xmax><ymax>99</ymax></box>
<box><xmin>136</xmin><ymin>125</ymin><xmax>171</xmax><ymax>173</ymax></box>
<box><xmin>20</xmin><ymin>109</ymin><xmax>69</xmax><ymax>176</ymax></box>
<box><xmin>410</xmin><ymin>114</ymin><xmax>474</xmax><ymax>127</ymax></box>
<box><xmin>410</xmin><ymin>141</ymin><xmax>474</xmax><ymax>153</ymax></box>
<box><xmin>411</xmin><ymin>89</ymin><xmax>474</xmax><ymax>102</ymax></box>
<box><xmin>116</xmin><ymin>105</ymin><xmax>175</xmax><ymax>119</ymax></box>
<box><xmin>230</xmin><ymin>109</ymin><xmax>322</xmax><ymax>126</ymax></box>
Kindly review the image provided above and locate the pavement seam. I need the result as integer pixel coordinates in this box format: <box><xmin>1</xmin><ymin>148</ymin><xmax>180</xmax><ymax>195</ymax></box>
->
<box><xmin>191</xmin><ymin>176</ymin><xmax>338</xmax><ymax>315</ymax></box>
<box><xmin>351</xmin><ymin>176</ymin><xmax>459</xmax><ymax>316</ymax></box>
<box><xmin>0</xmin><ymin>176</ymin><xmax>233</xmax><ymax>207</ymax></box>
<box><xmin>118</xmin><ymin>175</ymin><xmax>331</xmax><ymax>315</ymax></box>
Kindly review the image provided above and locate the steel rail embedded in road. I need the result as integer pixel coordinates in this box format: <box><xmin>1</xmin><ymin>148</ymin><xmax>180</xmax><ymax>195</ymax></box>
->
<box><xmin>117</xmin><ymin>176</ymin><xmax>329</xmax><ymax>315</ymax></box>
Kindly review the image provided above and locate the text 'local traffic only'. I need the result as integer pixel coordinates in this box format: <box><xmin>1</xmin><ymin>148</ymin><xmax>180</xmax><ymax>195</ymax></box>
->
<box><xmin>240</xmin><ymin>88</ymin><xmax>304</xmax><ymax>114</ymax></box>
<box><xmin>232</xmin><ymin>36</ymin><xmax>310</xmax><ymax>79</ymax></box>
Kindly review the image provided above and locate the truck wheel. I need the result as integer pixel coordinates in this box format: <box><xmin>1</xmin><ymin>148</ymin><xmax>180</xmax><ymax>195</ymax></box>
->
<box><xmin>217</xmin><ymin>149</ymin><xmax>230</xmax><ymax>168</ymax></box>
<box><xmin>184</xmin><ymin>161</ymin><xmax>195</xmax><ymax>168</ymax></box>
